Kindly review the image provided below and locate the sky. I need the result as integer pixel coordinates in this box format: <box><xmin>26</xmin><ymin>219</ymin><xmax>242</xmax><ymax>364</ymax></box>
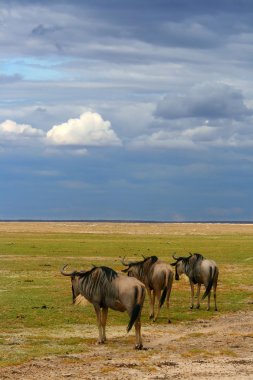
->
<box><xmin>1</xmin><ymin>0</ymin><xmax>253</xmax><ymax>221</ymax></box>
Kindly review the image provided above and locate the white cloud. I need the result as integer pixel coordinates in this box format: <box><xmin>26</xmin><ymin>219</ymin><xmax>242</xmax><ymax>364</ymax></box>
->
<box><xmin>46</xmin><ymin>112</ymin><xmax>122</xmax><ymax>146</ymax></box>
<box><xmin>0</xmin><ymin>119</ymin><xmax>44</xmax><ymax>139</ymax></box>
<box><xmin>182</xmin><ymin>125</ymin><xmax>217</xmax><ymax>141</ymax></box>
<box><xmin>130</xmin><ymin>122</ymin><xmax>253</xmax><ymax>150</ymax></box>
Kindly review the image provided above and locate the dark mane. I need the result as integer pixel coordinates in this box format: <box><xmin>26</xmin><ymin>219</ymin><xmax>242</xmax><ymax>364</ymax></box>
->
<box><xmin>184</xmin><ymin>253</ymin><xmax>205</xmax><ymax>284</ymax></box>
<box><xmin>192</xmin><ymin>253</ymin><xmax>205</xmax><ymax>261</ymax></box>
<box><xmin>129</xmin><ymin>255</ymin><xmax>158</xmax><ymax>267</ymax></box>
<box><xmin>99</xmin><ymin>266</ymin><xmax>118</xmax><ymax>281</ymax></box>
<box><xmin>127</xmin><ymin>256</ymin><xmax>158</xmax><ymax>284</ymax></box>
<box><xmin>181</xmin><ymin>253</ymin><xmax>204</xmax><ymax>263</ymax></box>
<box><xmin>78</xmin><ymin>266</ymin><xmax>118</xmax><ymax>302</ymax></box>
<box><xmin>79</xmin><ymin>266</ymin><xmax>118</xmax><ymax>281</ymax></box>
<box><xmin>146</xmin><ymin>256</ymin><xmax>158</xmax><ymax>264</ymax></box>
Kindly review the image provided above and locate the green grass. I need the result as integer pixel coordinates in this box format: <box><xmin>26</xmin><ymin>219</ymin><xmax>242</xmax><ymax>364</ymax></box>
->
<box><xmin>0</xmin><ymin>230</ymin><xmax>253</xmax><ymax>366</ymax></box>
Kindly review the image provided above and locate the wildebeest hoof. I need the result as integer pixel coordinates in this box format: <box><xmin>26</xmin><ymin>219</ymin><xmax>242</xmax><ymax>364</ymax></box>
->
<box><xmin>135</xmin><ymin>344</ymin><xmax>143</xmax><ymax>350</ymax></box>
<box><xmin>168</xmin><ymin>319</ymin><xmax>172</xmax><ymax>324</ymax></box>
<box><xmin>149</xmin><ymin>314</ymin><xmax>154</xmax><ymax>320</ymax></box>
<box><xmin>190</xmin><ymin>305</ymin><xmax>193</xmax><ymax>309</ymax></box>
<box><xmin>97</xmin><ymin>340</ymin><xmax>105</xmax><ymax>345</ymax></box>
<box><xmin>196</xmin><ymin>305</ymin><xmax>200</xmax><ymax>309</ymax></box>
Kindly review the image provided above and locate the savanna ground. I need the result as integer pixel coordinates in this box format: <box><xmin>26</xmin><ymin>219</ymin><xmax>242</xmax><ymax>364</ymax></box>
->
<box><xmin>0</xmin><ymin>222</ymin><xmax>253</xmax><ymax>379</ymax></box>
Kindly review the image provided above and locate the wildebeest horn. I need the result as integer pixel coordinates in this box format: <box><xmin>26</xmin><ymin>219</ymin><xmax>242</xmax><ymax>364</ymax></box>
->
<box><xmin>61</xmin><ymin>264</ymin><xmax>75</xmax><ymax>276</ymax></box>
<box><xmin>188</xmin><ymin>252</ymin><xmax>193</xmax><ymax>257</ymax></box>
<box><xmin>172</xmin><ymin>253</ymin><xmax>179</xmax><ymax>260</ymax></box>
<box><xmin>60</xmin><ymin>264</ymin><xmax>86</xmax><ymax>276</ymax></box>
<box><xmin>120</xmin><ymin>256</ymin><xmax>130</xmax><ymax>266</ymax></box>
<box><xmin>142</xmin><ymin>254</ymin><xmax>146</xmax><ymax>260</ymax></box>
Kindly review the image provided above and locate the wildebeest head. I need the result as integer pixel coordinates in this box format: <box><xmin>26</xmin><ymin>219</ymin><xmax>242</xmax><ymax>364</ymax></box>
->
<box><xmin>170</xmin><ymin>253</ymin><xmax>192</xmax><ymax>280</ymax></box>
<box><xmin>120</xmin><ymin>255</ymin><xmax>158</xmax><ymax>277</ymax></box>
<box><xmin>61</xmin><ymin>264</ymin><xmax>86</xmax><ymax>303</ymax></box>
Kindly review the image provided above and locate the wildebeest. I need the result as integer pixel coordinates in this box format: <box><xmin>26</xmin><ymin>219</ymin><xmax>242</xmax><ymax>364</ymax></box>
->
<box><xmin>121</xmin><ymin>256</ymin><xmax>174</xmax><ymax>322</ymax></box>
<box><xmin>61</xmin><ymin>264</ymin><xmax>145</xmax><ymax>349</ymax></box>
<box><xmin>170</xmin><ymin>253</ymin><xmax>218</xmax><ymax>311</ymax></box>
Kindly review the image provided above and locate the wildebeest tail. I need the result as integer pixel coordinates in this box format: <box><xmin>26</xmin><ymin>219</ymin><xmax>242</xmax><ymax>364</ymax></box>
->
<box><xmin>127</xmin><ymin>286</ymin><xmax>144</xmax><ymax>332</ymax></box>
<box><xmin>160</xmin><ymin>286</ymin><xmax>167</xmax><ymax>308</ymax></box>
<box><xmin>159</xmin><ymin>271</ymin><xmax>168</xmax><ymax>307</ymax></box>
<box><xmin>159</xmin><ymin>270</ymin><xmax>173</xmax><ymax>307</ymax></box>
<box><xmin>127</xmin><ymin>304</ymin><xmax>141</xmax><ymax>332</ymax></box>
<box><xmin>202</xmin><ymin>267</ymin><xmax>216</xmax><ymax>299</ymax></box>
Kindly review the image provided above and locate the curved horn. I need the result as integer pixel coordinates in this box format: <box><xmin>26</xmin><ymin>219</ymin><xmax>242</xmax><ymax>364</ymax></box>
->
<box><xmin>172</xmin><ymin>253</ymin><xmax>179</xmax><ymax>260</ymax></box>
<box><xmin>60</xmin><ymin>264</ymin><xmax>76</xmax><ymax>276</ymax></box>
<box><xmin>142</xmin><ymin>254</ymin><xmax>146</xmax><ymax>260</ymax></box>
<box><xmin>120</xmin><ymin>256</ymin><xmax>130</xmax><ymax>266</ymax></box>
<box><xmin>188</xmin><ymin>252</ymin><xmax>193</xmax><ymax>257</ymax></box>
<box><xmin>60</xmin><ymin>264</ymin><xmax>85</xmax><ymax>277</ymax></box>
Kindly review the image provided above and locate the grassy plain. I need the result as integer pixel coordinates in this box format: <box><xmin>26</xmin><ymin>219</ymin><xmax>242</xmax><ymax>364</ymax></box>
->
<box><xmin>0</xmin><ymin>222</ymin><xmax>252</xmax><ymax>367</ymax></box>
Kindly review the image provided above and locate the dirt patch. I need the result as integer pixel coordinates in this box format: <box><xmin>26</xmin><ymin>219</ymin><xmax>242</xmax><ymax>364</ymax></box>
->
<box><xmin>1</xmin><ymin>311</ymin><xmax>252</xmax><ymax>379</ymax></box>
<box><xmin>1</xmin><ymin>221</ymin><xmax>253</xmax><ymax>235</ymax></box>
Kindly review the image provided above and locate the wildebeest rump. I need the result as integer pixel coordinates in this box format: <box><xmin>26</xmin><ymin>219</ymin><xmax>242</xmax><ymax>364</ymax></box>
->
<box><xmin>61</xmin><ymin>265</ymin><xmax>145</xmax><ymax>349</ymax></box>
<box><xmin>171</xmin><ymin>253</ymin><xmax>218</xmax><ymax>310</ymax></box>
<box><xmin>121</xmin><ymin>256</ymin><xmax>174</xmax><ymax>322</ymax></box>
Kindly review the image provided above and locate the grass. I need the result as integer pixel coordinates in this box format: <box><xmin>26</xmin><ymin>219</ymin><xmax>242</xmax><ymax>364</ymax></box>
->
<box><xmin>181</xmin><ymin>348</ymin><xmax>238</xmax><ymax>358</ymax></box>
<box><xmin>0</xmin><ymin>224</ymin><xmax>253</xmax><ymax>366</ymax></box>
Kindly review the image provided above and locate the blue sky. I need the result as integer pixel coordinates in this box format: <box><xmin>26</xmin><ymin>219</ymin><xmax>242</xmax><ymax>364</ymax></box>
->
<box><xmin>1</xmin><ymin>0</ymin><xmax>253</xmax><ymax>221</ymax></box>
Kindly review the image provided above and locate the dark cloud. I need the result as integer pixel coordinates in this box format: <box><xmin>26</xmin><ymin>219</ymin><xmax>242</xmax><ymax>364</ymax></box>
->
<box><xmin>155</xmin><ymin>83</ymin><xmax>253</xmax><ymax>120</ymax></box>
<box><xmin>2</xmin><ymin>2</ymin><xmax>251</xmax><ymax>53</ymax></box>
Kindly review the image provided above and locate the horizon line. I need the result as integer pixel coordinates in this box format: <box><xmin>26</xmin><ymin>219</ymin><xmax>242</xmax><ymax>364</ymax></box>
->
<box><xmin>1</xmin><ymin>219</ymin><xmax>253</xmax><ymax>224</ymax></box>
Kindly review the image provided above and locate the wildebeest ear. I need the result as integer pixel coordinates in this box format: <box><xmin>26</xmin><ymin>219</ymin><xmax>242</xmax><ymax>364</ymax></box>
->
<box><xmin>170</xmin><ymin>262</ymin><xmax>177</xmax><ymax>266</ymax></box>
<box><xmin>121</xmin><ymin>268</ymin><xmax>129</xmax><ymax>273</ymax></box>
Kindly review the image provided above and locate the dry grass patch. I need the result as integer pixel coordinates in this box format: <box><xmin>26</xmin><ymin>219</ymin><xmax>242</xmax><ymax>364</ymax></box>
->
<box><xmin>182</xmin><ymin>348</ymin><xmax>237</xmax><ymax>358</ymax></box>
<box><xmin>2</xmin><ymin>221</ymin><xmax>253</xmax><ymax>235</ymax></box>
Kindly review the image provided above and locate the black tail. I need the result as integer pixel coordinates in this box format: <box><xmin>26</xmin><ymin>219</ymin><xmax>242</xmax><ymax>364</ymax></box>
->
<box><xmin>127</xmin><ymin>304</ymin><xmax>141</xmax><ymax>332</ymax></box>
<box><xmin>202</xmin><ymin>267</ymin><xmax>216</xmax><ymax>299</ymax></box>
<box><xmin>160</xmin><ymin>286</ymin><xmax>167</xmax><ymax>307</ymax></box>
<box><xmin>159</xmin><ymin>270</ymin><xmax>172</xmax><ymax>307</ymax></box>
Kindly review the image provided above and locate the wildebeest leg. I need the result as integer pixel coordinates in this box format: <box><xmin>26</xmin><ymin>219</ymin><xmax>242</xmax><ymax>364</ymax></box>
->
<box><xmin>207</xmin><ymin>291</ymin><xmax>211</xmax><ymax>311</ymax></box>
<box><xmin>153</xmin><ymin>289</ymin><xmax>161</xmax><ymax>322</ymax></box>
<box><xmin>213</xmin><ymin>272</ymin><xmax>218</xmax><ymax>311</ymax></box>
<box><xmin>213</xmin><ymin>282</ymin><xmax>218</xmax><ymax>311</ymax></box>
<box><xmin>166</xmin><ymin>273</ymin><xmax>173</xmax><ymax>309</ymax></box>
<box><xmin>101</xmin><ymin>307</ymin><xmax>108</xmax><ymax>342</ymax></box>
<box><xmin>166</xmin><ymin>273</ymin><xmax>173</xmax><ymax>322</ymax></box>
<box><xmin>196</xmin><ymin>283</ymin><xmax>201</xmax><ymax>309</ymax></box>
<box><xmin>134</xmin><ymin>315</ymin><xmax>143</xmax><ymax>350</ymax></box>
<box><xmin>147</xmin><ymin>288</ymin><xmax>154</xmax><ymax>319</ymax></box>
<box><xmin>190</xmin><ymin>281</ymin><xmax>194</xmax><ymax>309</ymax></box>
<box><xmin>93</xmin><ymin>305</ymin><xmax>104</xmax><ymax>344</ymax></box>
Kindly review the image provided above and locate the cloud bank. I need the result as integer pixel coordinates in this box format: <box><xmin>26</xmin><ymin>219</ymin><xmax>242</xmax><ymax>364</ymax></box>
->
<box><xmin>0</xmin><ymin>112</ymin><xmax>121</xmax><ymax>152</ymax></box>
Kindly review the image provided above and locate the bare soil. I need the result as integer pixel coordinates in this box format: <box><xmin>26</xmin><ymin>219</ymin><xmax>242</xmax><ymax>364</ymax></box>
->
<box><xmin>1</xmin><ymin>221</ymin><xmax>253</xmax><ymax>235</ymax></box>
<box><xmin>1</xmin><ymin>310</ymin><xmax>252</xmax><ymax>380</ymax></box>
